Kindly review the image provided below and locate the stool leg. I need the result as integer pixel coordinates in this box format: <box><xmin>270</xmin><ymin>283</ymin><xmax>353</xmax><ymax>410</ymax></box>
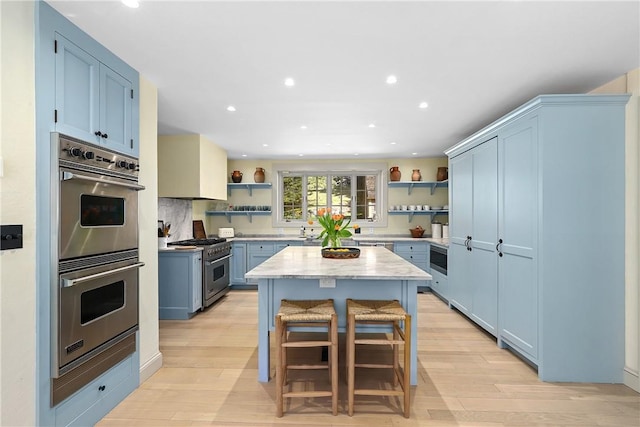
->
<box><xmin>347</xmin><ymin>312</ymin><xmax>356</xmax><ymax>417</ymax></box>
<box><xmin>330</xmin><ymin>313</ymin><xmax>338</xmax><ymax>416</ymax></box>
<box><xmin>403</xmin><ymin>315</ymin><xmax>412</xmax><ymax>418</ymax></box>
<box><xmin>275</xmin><ymin>315</ymin><xmax>284</xmax><ymax>418</ymax></box>
<box><xmin>393</xmin><ymin>320</ymin><xmax>399</xmax><ymax>387</ymax></box>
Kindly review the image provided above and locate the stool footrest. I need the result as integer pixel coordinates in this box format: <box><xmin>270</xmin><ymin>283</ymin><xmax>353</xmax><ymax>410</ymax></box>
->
<box><xmin>354</xmin><ymin>338</ymin><xmax>404</xmax><ymax>345</ymax></box>
<box><xmin>287</xmin><ymin>364</ymin><xmax>329</xmax><ymax>370</ymax></box>
<box><xmin>354</xmin><ymin>389</ymin><xmax>405</xmax><ymax>397</ymax></box>
<box><xmin>282</xmin><ymin>341</ymin><xmax>332</xmax><ymax>348</ymax></box>
<box><xmin>284</xmin><ymin>391</ymin><xmax>334</xmax><ymax>398</ymax></box>
<box><xmin>355</xmin><ymin>363</ymin><xmax>393</xmax><ymax>369</ymax></box>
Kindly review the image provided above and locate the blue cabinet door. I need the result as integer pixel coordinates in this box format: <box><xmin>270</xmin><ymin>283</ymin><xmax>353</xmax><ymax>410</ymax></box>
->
<box><xmin>497</xmin><ymin>118</ymin><xmax>538</xmax><ymax>361</ymax></box>
<box><xmin>448</xmin><ymin>152</ymin><xmax>473</xmax><ymax>315</ymax></box>
<box><xmin>100</xmin><ymin>64</ymin><xmax>133</xmax><ymax>154</ymax></box>
<box><xmin>469</xmin><ymin>138</ymin><xmax>498</xmax><ymax>335</ymax></box>
<box><xmin>55</xmin><ymin>34</ymin><xmax>134</xmax><ymax>156</ymax></box>
<box><xmin>231</xmin><ymin>243</ymin><xmax>247</xmax><ymax>285</ymax></box>
<box><xmin>55</xmin><ymin>33</ymin><xmax>100</xmax><ymax>145</ymax></box>
<box><xmin>191</xmin><ymin>252</ymin><xmax>203</xmax><ymax>312</ymax></box>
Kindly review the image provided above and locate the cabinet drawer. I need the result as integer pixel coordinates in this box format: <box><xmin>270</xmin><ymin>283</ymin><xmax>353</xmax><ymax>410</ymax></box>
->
<box><xmin>55</xmin><ymin>353</ymin><xmax>135</xmax><ymax>426</ymax></box>
<box><xmin>247</xmin><ymin>243</ymin><xmax>276</xmax><ymax>254</ymax></box>
<box><xmin>429</xmin><ymin>269</ymin><xmax>448</xmax><ymax>299</ymax></box>
<box><xmin>394</xmin><ymin>242</ymin><xmax>428</xmax><ymax>254</ymax></box>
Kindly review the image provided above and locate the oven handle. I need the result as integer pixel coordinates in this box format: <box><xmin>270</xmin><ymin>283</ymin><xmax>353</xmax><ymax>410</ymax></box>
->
<box><xmin>61</xmin><ymin>171</ymin><xmax>146</xmax><ymax>191</ymax></box>
<box><xmin>61</xmin><ymin>262</ymin><xmax>145</xmax><ymax>288</ymax></box>
<box><xmin>205</xmin><ymin>254</ymin><xmax>232</xmax><ymax>265</ymax></box>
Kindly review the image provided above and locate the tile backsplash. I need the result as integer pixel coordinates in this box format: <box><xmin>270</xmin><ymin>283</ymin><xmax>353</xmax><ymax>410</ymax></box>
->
<box><xmin>158</xmin><ymin>198</ymin><xmax>193</xmax><ymax>242</ymax></box>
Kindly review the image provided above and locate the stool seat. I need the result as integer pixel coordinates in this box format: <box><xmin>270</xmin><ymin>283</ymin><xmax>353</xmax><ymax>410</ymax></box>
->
<box><xmin>275</xmin><ymin>298</ymin><xmax>338</xmax><ymax>417</ymax></box>
<box><xmin>277</xmin><ymin>299</ymin><xmax>336</xmax><ymax>322</ymax></box>
<box><xmin>347</xmin><ymin>299</ymin><xmax>407</xmax><ymax>321</ymax></box>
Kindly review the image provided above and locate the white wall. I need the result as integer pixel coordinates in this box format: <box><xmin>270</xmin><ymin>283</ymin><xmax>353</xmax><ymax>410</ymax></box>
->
<box><xmin>0</xmin><ymin>1</ymin><xmax>37</xmax><ymax>425</ymax></box>
<box><xmin>591</xmin><ymin>68</ymin><xmax>640</xmax><ymax>392</ymax></box>
<box><xmin>138</xmin><ymin>76</ymin><xmax>161</xmax><ymax>382</ymax></box>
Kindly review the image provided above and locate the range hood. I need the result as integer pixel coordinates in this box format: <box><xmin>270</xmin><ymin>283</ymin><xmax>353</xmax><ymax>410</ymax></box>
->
<box><xmin>158</xmin><ymin>134</ymin><xmax>227</xmax><ymax>200</ymax></box>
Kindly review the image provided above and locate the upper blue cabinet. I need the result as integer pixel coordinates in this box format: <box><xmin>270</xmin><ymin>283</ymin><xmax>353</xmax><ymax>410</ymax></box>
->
<box><xmin>55</xmin><ymin>34</ymin><xmax>134</xmax><ymax>155</ymax></box>
<box><xmin>39</xmin><ymin>3</ymin><xmax>139</xmax><ymax>157</ymax></box>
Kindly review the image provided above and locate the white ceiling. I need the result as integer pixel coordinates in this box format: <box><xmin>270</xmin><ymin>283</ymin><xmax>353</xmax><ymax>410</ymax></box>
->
<box><xmin>48</xmin><ymin>0</ymin><xmax>640</xmax><ymax>160</ymax></box>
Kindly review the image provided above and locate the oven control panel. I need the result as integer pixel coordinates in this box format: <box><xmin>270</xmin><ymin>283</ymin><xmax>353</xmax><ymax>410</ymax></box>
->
<box><xmin>57</xmin><ymin>134</ymin><xmax>139</xmax><ymax>178</ymax></box>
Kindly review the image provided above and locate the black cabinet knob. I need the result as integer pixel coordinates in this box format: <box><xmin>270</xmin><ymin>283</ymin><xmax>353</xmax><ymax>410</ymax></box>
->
<box><xmin>98</xmin><ymin>385</ymin><xmax>106</xmax><ymax>392</ymax></box>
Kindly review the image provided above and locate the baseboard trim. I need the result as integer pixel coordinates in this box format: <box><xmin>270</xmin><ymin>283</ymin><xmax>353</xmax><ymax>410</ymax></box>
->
<box><xmin>623</xmin><ymin>366</ymin><xmax>639</xmax><ymax>393</ymax></box>
<box><xmin>139</xmin><ymin>351</ymin><xmax>163</xmax><ymax>384</ymax></box>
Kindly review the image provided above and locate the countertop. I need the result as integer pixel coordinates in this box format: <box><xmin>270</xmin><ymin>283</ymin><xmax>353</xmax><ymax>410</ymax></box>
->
<box><xmin>227</xmin><ymin>234</ymin><xmax>449</xmax><ymax>248</ymax></box>
<box><xmin>245</xmin><ymin>246</ymin><xmax>432</xmax><ymax>281</ymax></box>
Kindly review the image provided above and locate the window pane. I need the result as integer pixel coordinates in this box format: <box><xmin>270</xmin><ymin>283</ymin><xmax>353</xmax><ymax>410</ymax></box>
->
<box><xmin>307</xmin><ymin>175</ymin><xmax>327</xmax><ymax>218</ymax></box>
<box><xmin>332</xmin><ymin>176</ymin><xmax>351</xmax><ymax>218</ymax></box>
<box><xmin>355</xmin><ymin>175</ymin><xmax>377</xmax><ymax>220</ymax></box>
<box><xmin>283</xmin><ymin>176</ymin><xmax>303</xmax><ymax>220</ymax></box>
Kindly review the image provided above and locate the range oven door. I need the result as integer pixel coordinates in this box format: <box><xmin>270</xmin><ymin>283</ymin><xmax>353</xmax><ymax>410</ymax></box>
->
<box><xmin>55</xmin><ymin>259</ymin><xmax>142</xmax><ymax>377</ymax></box>
<box><xmin>203</xmin><ymin>254</ymin><xmax>231</xmax><ymax>307</ymax></box>
<box><xmin>59</xmin><ymin>167</ymin><xmax>144</xmax><ymax>260</ymax></box>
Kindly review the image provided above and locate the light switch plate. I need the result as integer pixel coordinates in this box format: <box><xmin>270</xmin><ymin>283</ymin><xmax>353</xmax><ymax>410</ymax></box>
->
<box><xmin>319</xmin><ymin>278</ymin><xmax>336</xmax><ymax>288</ymax></box>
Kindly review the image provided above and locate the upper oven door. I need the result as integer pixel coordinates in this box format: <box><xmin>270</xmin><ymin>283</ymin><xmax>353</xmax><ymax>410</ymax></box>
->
<box><xmin>59</xmin><ymin>167</ymin><xmax>142</xmax><ymax>260</ymax></box>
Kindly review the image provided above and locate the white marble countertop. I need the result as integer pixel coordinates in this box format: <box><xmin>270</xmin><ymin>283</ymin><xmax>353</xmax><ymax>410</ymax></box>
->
<box><xmin>228</xmin><ymin>234</ymin><xmax>449</xmax><ymax>247</ymax></box>
<box><xmin>245</xmin><ymin>246</ymin><xmax>432</xmax><ymax>280</ymax></box>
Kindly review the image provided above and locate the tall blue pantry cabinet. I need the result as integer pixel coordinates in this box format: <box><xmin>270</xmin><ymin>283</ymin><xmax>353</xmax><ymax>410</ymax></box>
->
<box><xmin>446</xmin><ymin>94</ymin><xmax>629</xmax><ymax>383</ymax></box>
<box><xmin>36</xmin><ymin>2</ymin><xmax>140</xmax><ymax>425</ymax></box>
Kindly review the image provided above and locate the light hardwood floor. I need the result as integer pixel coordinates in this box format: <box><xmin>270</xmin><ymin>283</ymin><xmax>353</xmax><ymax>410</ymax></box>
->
<box><xmin>98</xmin><ymin>291</ymin><xmax>639</xmax><ymax>426</ymax></box>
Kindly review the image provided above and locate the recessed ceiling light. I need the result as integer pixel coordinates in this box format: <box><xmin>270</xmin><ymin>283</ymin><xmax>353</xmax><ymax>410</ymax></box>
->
<box><xmin>284</xmin><ymin>77</ymin><xmax>295</xmax><ymax>87</ymax></box>
<box><xmin>298</xmin><ymin>154</ymin><xmax>304</xmax><ymax>157</ymax></box>
<box><xmin>390</xmin><ymin>142</ymin><xmax>397</xmax><ymax>145</ymax></box>
<box><xmin>419</xmin><ymin>102</ymin><xmax>429</xmax><ymax>109</ymax></box>
<box><xmin>241</xmin><ymin>154</ymin><xmax>247</xmax><ymax>157</ymax></box>
<box><xmin>226</xmin><ymin>105</ymin><xmax>236</xmax><ymax>112</ymax></box>
<box><xmin>411</xmin><ymin>152</ymin><xmax>418</xmax><ymax>156</ymax></box>
<box><xmin>368</xmin><ymin>123</ymin><xmax>376</xmax><ymax>128</ymax></box>
<box><xmin>300</xmin><ymin>125</ymin><xmax>308</xmax><ymax>130</ymax></box>
<box><xmin>386</xmin><ymin>75</ymin><xmax>397</xmax><ymax>85</ymax></box>
<box><xmin>354</xmin><ymin>153</ymin><xmax>359</xmax><ymax>156</ymax></box>
<box><xmin>121</xmin><ymin>0</ymin><xmax>139</xmax><ymax>8</ymax></box>
<box><xmin>262</xmin><ymin>144</ymin><xmax>269</xmax><ymax>147</ymax></box>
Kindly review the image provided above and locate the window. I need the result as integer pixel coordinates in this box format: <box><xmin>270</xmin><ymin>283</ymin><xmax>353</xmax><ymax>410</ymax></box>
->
<box><xmin>274</xmin><ymin>163</ymin><xmax>387</xmax><ymax>227</ymax></box>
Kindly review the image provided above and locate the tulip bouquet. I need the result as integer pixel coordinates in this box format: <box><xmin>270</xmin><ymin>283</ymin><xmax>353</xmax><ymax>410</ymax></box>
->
<box><xmin>310</xmin><ymin>208</ymin><xmax>359</xmax><ymax>248</ymax></box>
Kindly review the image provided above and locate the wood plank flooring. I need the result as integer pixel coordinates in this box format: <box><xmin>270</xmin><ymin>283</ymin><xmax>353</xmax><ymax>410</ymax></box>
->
<box><xmin>97</xmin><ymin>291</ymin><xmax>640</xmax><ymax>426</ymax></box>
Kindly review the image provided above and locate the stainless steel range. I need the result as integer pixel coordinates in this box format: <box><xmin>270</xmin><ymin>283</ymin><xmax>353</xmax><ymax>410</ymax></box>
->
<box><xmin>168</xmin><ymin>238</ymin><xmax>231</xmax><ymax>307</ymax></box>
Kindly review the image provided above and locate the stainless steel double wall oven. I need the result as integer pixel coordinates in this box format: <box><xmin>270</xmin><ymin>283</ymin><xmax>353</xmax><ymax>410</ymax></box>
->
<box><xmin>51</xmin><ymin>133</ymin><xmax>145</xmax><ymax>406</ymax></box>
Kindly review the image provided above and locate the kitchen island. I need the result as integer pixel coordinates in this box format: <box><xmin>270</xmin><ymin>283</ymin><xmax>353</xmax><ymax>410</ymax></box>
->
<box><xmin>245</xmin><ymin>246</ymin><xmax>431</xmax><ymax>385</ymax></box>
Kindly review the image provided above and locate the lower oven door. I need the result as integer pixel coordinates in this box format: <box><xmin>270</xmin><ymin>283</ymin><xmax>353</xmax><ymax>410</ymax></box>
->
<box><xmin>55</xmin><ymin>259</ymin><xmax>143</xmax><ymax>376</ymax></box>
<box><xmin>203</xmin><ymin>254</ymin><xmax>231</xmax><ymax>307</ymax></box>
<box><xmin>59</xmin><ymin>166</ymin><xmax>143</xmax><ymax>260</ymax></box>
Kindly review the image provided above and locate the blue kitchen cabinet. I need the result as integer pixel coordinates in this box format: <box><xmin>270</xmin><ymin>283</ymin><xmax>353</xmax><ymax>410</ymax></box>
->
<box><xmin>230</xmin><ymin>242</ymin><xmax>247</xmax><ymax>286</ymax></box>
<box><xmin>54</xmin><ymin>350</ymin><xmax>138</xmax><ymax>427</ymax></box>
<box><xmin>393</xmin><ymin>242</ymin><xmax>429</xmax><ymax>271</ymax></box>
<box><xmin>54</xmin><ymin>33</ymin><xmax>137</xmax><ymax>156</ymax></box>
<box><xmin>275</xmin><ymin>241</ymin><xmax>302</xmax><ymax>252</ymax></box>
<box><xmin>158</xmin><ymin>250</ymin><xmax>203</xmax><ymax>319</ymax></box>
<box><xmin>496</xmin><ymin>117</ymin><xmax>538</xmax><ymax>362</ymax></box>
<box><xmin>446</xmin><ymin>94</ymin><xmax>629</xmax><ymax>383</ymax></box>
<box><xmin>246</xmin><ymin>243</ymin><xmax>276</xmax><ymax>284</ymax></box>
<box><xmin>429</xmin><ymin>268</ymin><xmax>448</xmax><ymax>301</ymax></box>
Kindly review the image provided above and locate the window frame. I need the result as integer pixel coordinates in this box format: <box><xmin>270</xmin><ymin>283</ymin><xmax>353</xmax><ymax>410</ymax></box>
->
<box><xmin>272</xmin><ymin>162</ymin><xmax>388</xmax><ymax>228</ymax></box>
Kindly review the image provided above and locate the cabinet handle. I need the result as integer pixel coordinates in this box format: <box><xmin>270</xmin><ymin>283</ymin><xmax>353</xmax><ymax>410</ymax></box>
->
<box><xmin>94</xmin><ymin>131</ymin><xmax>103</xmax><ymax>137</ymax></box>
<box><xmin>496</xmin><ymin>238</ymin><xmax>503</xmax><ymax>257</ymax></box>
<box><xmin>98</xmin><ymin>385</ymin><xmax>106</xmax><ymax>392</ymax></box>
<box><xmin>102</xmin><ymin>133</ymin><xmax>108</xmax><ymax>139</ymax></box>
<box><xmin>465</xmin><ymin>236</ymin><xmax>472</xmax><ymax>251</ymax></box>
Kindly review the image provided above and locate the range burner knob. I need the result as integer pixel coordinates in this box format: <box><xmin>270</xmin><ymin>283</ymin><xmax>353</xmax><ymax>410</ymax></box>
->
<box><xmin>127</xmin><ymin>162</ymin><xmax>136</xmax><ymax>170</ymax></box>
<box><xmin>116</xmin><ymin>160</ymin><xmax>129</xmax><ymax>169</ymax></box>
<box><xmin>83</xmin><ymin>151</ymin><xmax>95</xmax><ymax>160</ymax></box>
<box><xmin>70</xmin><ymin>147</ymin><xmax>82</xmax><ymax>157</ymax></box>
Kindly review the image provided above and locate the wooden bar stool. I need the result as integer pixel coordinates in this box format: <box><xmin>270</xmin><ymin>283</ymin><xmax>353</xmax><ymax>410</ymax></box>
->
<box><xmin>275</xmin><ymin>299</ymin><xmax>338</xmax><ymax>417</ymax></box>
<box><xmin>346</xmin><ymin>298</ymin><xmax>411</xmax><ymax>418</ymax></box>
